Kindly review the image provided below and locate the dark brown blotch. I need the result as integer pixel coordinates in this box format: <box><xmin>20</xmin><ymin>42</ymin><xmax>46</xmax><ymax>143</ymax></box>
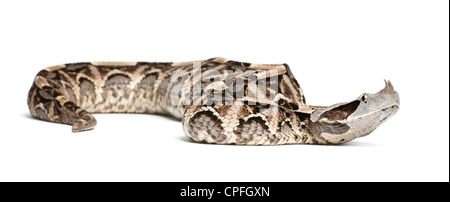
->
<box><xmin>79</xmin><ymin>78</ymin><xmax>96</xmax><ymax>95</ymax></box>
<box><xmin>105</xmin><ymin>74</ymin><xmax>131</xmax><ymax>88</ymax></box>
<box><xmin>139</xmin><ymin>72</ymin><xmax>159</xmax><ymax>90</ymax></box>
<box><xmin>65</xmin><ymin>63</ymin><xmax>89</xmax><ymax>72</ymax></box>
<box><xmin>320</xmin><ymin>100</ymin><xmax>360</xmax><ymax>121</ymax></box>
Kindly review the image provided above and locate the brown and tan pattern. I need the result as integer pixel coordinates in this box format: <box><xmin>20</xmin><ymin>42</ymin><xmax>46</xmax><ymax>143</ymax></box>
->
<box><xmin>27</xmin><ymin>57</ymin><xmax>400</xmax><ymax>145</ymax></box>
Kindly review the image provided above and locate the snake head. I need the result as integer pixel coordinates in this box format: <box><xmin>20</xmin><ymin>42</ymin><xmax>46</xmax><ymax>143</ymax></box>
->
<box><xmin>309</xmin><ymin>80</ymin><xmax>400</xmax><ymax>144</ymax></box>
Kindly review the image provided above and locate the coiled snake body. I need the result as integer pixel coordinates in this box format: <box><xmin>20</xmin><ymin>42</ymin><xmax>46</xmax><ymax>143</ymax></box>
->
<box><xmin>27</xmin><ymin>57</ymin><xmax>399</xmax><ymax>145</ymax></box>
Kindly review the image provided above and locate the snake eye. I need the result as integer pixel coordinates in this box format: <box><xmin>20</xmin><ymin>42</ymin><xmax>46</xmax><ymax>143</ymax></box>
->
<box><xmin>361</xmin><ymin>94</ymin><xmax>368</xmax><ymax>103</ymax></box>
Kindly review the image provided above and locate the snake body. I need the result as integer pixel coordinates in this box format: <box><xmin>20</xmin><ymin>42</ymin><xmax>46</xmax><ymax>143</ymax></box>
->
<box><xmin>27</xmin><ymin>57</ymin><xmax>400</xmax><ymax>145</ymax></box>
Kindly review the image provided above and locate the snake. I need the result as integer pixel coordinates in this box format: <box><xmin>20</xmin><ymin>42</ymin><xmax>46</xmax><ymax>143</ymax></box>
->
<box><xmin>27</xmin><ymin>57</ymin><xmax>400</xmax><ymax>145</ymax></box>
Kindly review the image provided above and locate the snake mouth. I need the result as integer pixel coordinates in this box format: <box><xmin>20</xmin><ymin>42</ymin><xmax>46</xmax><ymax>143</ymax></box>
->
<box><xmin>356</xmin><ymin>104</ymin><xmax>399</xmax><ymax>121</ymax></box>
<box><xmin>382</xmin><ymin>105</ymin><xmax>399</xmax><ymax>112</ymax></box>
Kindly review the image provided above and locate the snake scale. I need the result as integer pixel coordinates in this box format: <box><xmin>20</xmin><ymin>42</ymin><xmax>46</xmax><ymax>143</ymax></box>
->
<box><xmin>27</xmin><ymin>57</ymin><xmax>399</xmax><ymax>145</ymax></box>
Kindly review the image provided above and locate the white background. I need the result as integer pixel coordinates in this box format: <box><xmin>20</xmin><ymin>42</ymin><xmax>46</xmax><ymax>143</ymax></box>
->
<box><xmin>0</xmin><ymin>0</ymin><xmax>448</xmax><ymax>182</ymax></box>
